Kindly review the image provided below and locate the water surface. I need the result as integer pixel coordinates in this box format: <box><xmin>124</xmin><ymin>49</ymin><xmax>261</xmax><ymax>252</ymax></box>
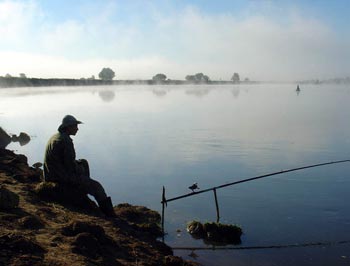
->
<box><xmin>1</xmin><ymin>84</ymin><xmax>350</xmax><ymax>265</ymax></box>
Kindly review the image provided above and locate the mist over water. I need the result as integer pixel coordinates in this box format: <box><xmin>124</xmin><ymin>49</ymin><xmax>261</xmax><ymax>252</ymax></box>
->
<box><xmin>2</xmin><ymin>84</ymin><xmax>350</xmax><ymax>265</ymax></box>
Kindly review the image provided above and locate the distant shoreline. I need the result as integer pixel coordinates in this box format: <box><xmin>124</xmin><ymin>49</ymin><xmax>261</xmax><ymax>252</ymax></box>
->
<box><xmin>0</xmin><ymin>76</ymin><xmax>255</xmax><ymax>88</ymax></box>
<box><xmin>1</xmin><ymin>76</ymin><xmax>349</xmax><ymax>89</ymax></box>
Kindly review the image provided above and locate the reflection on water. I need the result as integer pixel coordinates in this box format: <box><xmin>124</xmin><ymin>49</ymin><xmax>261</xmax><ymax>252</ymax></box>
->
<box><xmin>185</xmin><ymin>88</ymin><xmax>210</xmax><ymax>97</ymax></box>
<box><xmin>1</xmin><ymin>84</ymin><xmax>350</xmax><ymax>265</ymax></box>
<box><xmin>232</xmin><ymin>88</ymin><xmax>240</xmax><ymax>98</ymax></box>
<box><xmin>98</xmin><ymin>90</ymin><xmax>115</xmax><ymax>102</ymax></box>
<box><xmin>152</xmin><ymin>88</ymin><xmax>168</xmax><ymax>97</ymax></box>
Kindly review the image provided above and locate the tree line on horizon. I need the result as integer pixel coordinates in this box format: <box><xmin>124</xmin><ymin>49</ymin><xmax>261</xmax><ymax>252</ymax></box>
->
<box><xmin>1</xmin><ymin>67</ymin><xmax>245</xmax><ymax>84</ymax></box>
<box><xmin>3</xmin><ymin>67</ymin><xmax>350</xmax><ymax>87</ymax></box>
<box><xmin>95</xmin><ymin>67</ymin><xmax>246</xmax><ymax>83</ymax></box>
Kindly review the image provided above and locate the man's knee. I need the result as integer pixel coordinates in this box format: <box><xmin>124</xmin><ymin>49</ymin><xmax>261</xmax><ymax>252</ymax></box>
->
<box><xmin>77</xmin><ymin>159</ymin><xmax>89</xmax><ymax>168</ymax></box>
<box><xmin>81</xmin><ymin>178</ymin><xmax>107</xmax><ymax>202</ymax></box>
<box><xmin>76</xmin><ymin>159</ymin><xmax>90</xmax><ymax>177</ymax></box>
<box><xmin>79</xmin><ymin>178</ymin><xmax>102</xmax><ymax>191</ymax></box>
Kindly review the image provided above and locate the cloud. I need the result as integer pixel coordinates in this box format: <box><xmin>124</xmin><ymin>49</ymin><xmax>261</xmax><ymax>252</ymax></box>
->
<box><xmin>0</xmin><ymin>51</ymin><xmax>97</xmax><ymax>78</ymax></box>
<box><xmin>0</xmin><ymin>1</ymin><xmax>349</xmax><ymax>81</ymax></box>
<box><xmin>0</xmin><ymin>51</ymin><xmax>175</xmax><ymax>79</ymax></box>
<box><xmin>41</xmin><ymin>20</ymin><xmax>85</xmax><ymax>53</ymax></box>
<box><xmin>0</xmin><ymin>0</ymin><xmax>42</xmax><ymax>43</ymax></box>
<box><xmin>151</xmin><ymin>7</ymin><xmax>349</xmax><ymax>81</ymax></box>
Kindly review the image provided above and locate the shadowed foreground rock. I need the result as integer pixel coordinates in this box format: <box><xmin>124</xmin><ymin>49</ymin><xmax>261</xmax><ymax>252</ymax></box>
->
<box><xmin>0</xmin><ymin>127</ymin><xmax>11</xmax><ymax>149</ymax></box>
<box><xmin>0</xmin><ymin>148</ymin><xmax>199</xmax><ymax>266</ymax></box>
<box><xmin>0</xmin><ymin>233</ymin><xmax>46</xmax><ymax>266</ymax></box>
<box><xmin>0</xmin><ymin>186</ymin><xmax>19</xmax><ymax>210</ymax></box>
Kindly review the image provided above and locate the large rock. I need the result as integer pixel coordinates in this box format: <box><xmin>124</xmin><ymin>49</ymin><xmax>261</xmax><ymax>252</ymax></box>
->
<box><xmin>0</xmin><ymin>127</ymin><xmax>11</xmax><ymax>149</ymax></box>
<box><xmin>11</xmin><ymin>132</ymin><xmax>31</xmax><ymax>146</ymax></box>
<box><xmin>0</xmin><ymin>129</ymin><xmax>31</xmax><ymax>148</ymax></box>
<box><xmin>0</xmin><ymin>186</ymin><xmax>19</xmax><ymax>210</ymax></box>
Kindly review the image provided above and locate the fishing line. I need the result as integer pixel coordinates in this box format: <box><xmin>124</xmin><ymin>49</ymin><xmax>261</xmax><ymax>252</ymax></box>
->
<box><xmin>172</xmin><ymin>239</ymin><xmax>350</xmax><ymax>251</ymax></box>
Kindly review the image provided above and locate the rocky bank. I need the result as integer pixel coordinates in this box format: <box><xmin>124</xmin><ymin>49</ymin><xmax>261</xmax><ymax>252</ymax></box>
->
<box><xmin>0</xmin><ymin>148</ymin><xmax>198</xmax><ymax>266</ymax></box>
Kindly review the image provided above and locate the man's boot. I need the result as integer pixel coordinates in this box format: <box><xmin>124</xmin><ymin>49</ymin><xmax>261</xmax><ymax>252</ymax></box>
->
<box><xmin>98</xmin><ymin>197</ymin><xmax>117</xmax><ymax>218</ymax></box>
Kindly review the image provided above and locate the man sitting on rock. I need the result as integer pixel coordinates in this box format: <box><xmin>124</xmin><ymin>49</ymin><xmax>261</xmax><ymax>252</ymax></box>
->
<box><xmin>44</xmin><ymin>115</ymin><xmax>116</xmax><ymax>218</ymax></box>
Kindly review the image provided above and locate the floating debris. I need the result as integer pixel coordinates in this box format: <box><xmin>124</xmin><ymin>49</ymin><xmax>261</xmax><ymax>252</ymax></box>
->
<box><xmin>187</xmin><ymin>220</ymin><xmax>242</xmax><ymax>245</ymax></box>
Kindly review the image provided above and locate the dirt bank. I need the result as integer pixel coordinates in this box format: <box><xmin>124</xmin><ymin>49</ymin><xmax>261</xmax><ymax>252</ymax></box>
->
<box><xmin>0</xmin><ymin>148</ymin><xmax>198</xmax><ymax>266</ymax></box>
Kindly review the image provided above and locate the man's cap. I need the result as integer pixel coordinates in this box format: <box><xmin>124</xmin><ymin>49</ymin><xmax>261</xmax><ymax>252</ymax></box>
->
<box><xmin>58</xmin><ymin>115</ymin><xmax>83</xmax><ymax>131</ymax></box>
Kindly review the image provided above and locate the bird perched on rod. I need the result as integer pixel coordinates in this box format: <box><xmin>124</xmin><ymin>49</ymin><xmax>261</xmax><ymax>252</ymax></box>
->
<box><xmin>189</xmin><ymin>182</ymin><xmax>200</xmax><ymax>192</ymax></box>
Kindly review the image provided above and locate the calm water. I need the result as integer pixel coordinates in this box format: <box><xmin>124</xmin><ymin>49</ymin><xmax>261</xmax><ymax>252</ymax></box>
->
<box><xmin>1</xmin><ymin>84</ymin><xmax>350</xmax><ymax>265</ymax></box>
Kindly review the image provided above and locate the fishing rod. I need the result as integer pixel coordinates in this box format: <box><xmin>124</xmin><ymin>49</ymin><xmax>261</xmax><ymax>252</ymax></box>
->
<box><xmin>162</xmin><ymin>159</ymin><xmax>350</xmax><ymax>204</ymax></box>
<box><xmin>160</xmin><ymin>159</ymin><xmax>350</xmax><ymax>232</ymax></box>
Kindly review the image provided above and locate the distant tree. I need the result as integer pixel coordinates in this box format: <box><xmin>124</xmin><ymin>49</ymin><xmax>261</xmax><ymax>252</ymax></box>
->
<box><xmin>195</xmin><ymin>73</ymin><xmax>204</xmax><ymax>81</ymax></box>
<box><xmin>202</xmin><ymin>75</ymin><xmax>210</xmax><ymax>82</ymax></box>
<box><xmin>231</xmin><ymin>73</ymin><xmax>240</xmax><ymax>83</ymax></box>
<box><xmin>185</xmin><ymin>75</ymin><xmax>196</xmax><ymax>81</ymax></box>
<box><xmin>186</xmin><ymin>73</ymin><xmax>210</xmax><ymax>83</ymax></box>
<box><xmin>89</xmin><ymin>75</ymin><xmax>95</xmax><ymax>80</ymax></box>
<box><xmin>244</xmin><ymin>77</ymin><xmax>250</xmax><ymax>82</ymax></box>
<box><xmin>5</xmin><ymin>74</ymin><xmax>12</xmax><ymax>78</ymax></box>
<box><xmin>19</xmin><ymin>73</ymin><xmax>27</xmax><ymax>78</ymax></box>
<box><xmin>99</xmin><ymin>67</ymin><xmax>115</xmax><ymax>80</ymax></box>
<box><xmin>152</xmin><ymin>73</ymin><xmax>167</xmax><ymax>81</ymax></box>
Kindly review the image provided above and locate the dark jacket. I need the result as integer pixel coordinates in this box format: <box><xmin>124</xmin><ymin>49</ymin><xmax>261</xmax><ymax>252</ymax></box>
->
<box><xmin>44</xmin><ymin>131</ymin><xmax>79</xmax><ymax>183</ymax></box>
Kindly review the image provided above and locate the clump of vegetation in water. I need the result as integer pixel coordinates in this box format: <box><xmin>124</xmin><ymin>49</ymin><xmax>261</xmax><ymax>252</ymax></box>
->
<box><xmin>187</xmin><ymin>220</ymin><xmax>242</xmax><ymax>245</ymax></box>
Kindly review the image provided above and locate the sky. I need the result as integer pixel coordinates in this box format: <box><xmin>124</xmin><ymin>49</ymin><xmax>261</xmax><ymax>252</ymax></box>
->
<box><xmin>0</xmin><ymin>0</ymin><xmax>349</xmax><ymax>81</ymax></box>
